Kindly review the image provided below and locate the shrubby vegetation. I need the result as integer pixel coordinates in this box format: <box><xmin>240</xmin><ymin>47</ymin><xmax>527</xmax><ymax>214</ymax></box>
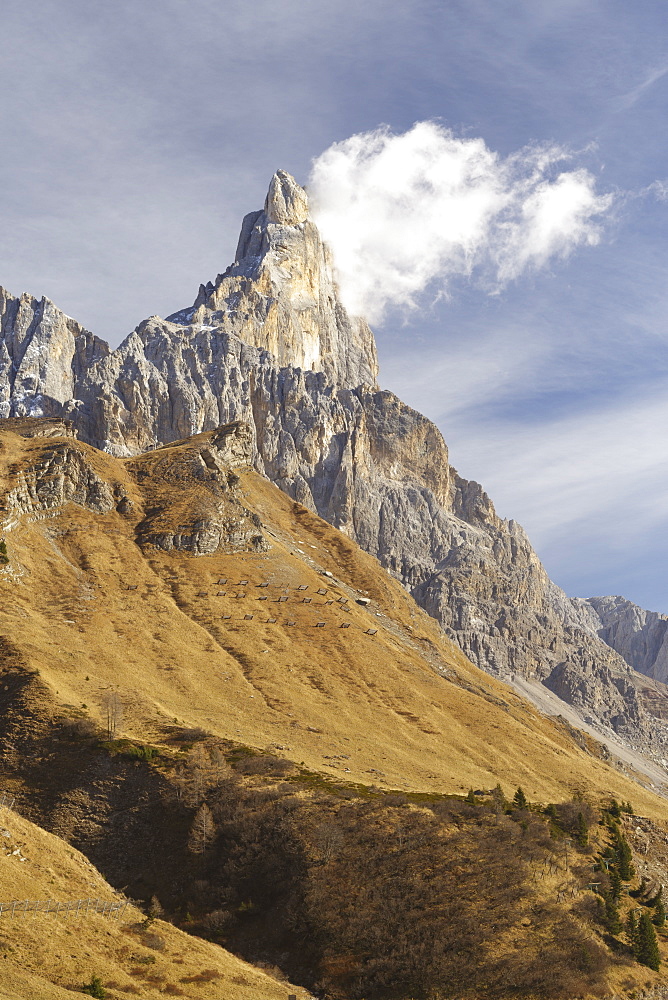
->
<box><xmin>147</xmin><ymin>752</ymin><xmax>622</xmax><ymax>999</ymax></box>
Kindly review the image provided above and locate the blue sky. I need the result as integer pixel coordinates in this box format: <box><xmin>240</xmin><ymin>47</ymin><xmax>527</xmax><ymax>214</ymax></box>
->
<box><xmin>2</xmin><ymin>0</ymin><xmax>668</xmax><ymax>611</ymax></box>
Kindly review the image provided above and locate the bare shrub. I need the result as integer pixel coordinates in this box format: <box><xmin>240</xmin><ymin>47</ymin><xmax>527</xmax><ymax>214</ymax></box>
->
<box><xmin>61</xmin><ymin>717</ymin><xmax>99</xmax><ymax>739</ymax></box>
<box><xmin>101</xmin><ymin>691</ymin><xmax>123</xmax><ymax>739</ymax></box>
<box><xmin>180</xmin><ymin>969</ymin><xmax>223</xmax><ymax>983</ymax></box>
<box><xmin>234</xmin><ymin>755</ymin><xmax>293</xmax><ymax>776</ymax></box>
<box><xmin>201</xmin><ymin>909</ymin><xmax>233</xmax><ymax>932</ymax></box>
<box><xmin>141</xmin><ymin>931</ymin><xmax>167</xmax><ymax>951</ymax></box>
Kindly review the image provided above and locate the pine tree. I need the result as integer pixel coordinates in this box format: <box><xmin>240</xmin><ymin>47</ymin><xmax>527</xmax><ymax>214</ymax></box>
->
<box><xmin>637</xmin><ymin>911</ymin><xmax>661</xmax><ymax>970</ymax></box>
<box><xmin>576</xmin><ymin>811</ymin><xmax>589</xmax><ymax>848</ymax></box>
<box><xmin>615</xmin><ymin>831</ymin><xmax>635</xmax><ymax>881</ymax></box>
<box><xmin>609</xmin><ymin>867</ymin><xmax>623</xmax><ymax>902</ymax></box>
<box><xmin>627</xmin><ymin>910</ymin><xmax>640</xmax><ymax>957</ymax></box>
<box><xmin>513</xmin><ymin>786</ymin><xmax>528</xmax><ymax>810</ymax></box>
<box><xmin>465</xmin><ymin>788</ymin><xmax>476</xmax><ymax>805</ymax></box>
<box><xmin>653</xmin><ymin>889</ymin><xmax>666</xmax><ymax>928</ymax></box>
<box><xmin>81</xmin><ymin>977</ymin><xmax>107</xmax><ymax>999</ymax></box>
<box><xmin>602</xmin><ymin>891</ymin><xmax>621</xmax><ymax>935</ymax></box>
<box><xmin>631</xmin><ymin>876</ymin><xmax>648</xmax><ymax>899</ymax></box>
<box><xmin>491</xmin><ymin>783</ymin><xmax>506</xmax><ymax>813</ymax></box>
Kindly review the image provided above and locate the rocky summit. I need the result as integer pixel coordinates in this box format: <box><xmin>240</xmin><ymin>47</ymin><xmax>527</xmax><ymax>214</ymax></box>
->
<box><xmin>1</xmin><ymin>171</ymin><xmax>667</xmax><ymax>754</ymax></box>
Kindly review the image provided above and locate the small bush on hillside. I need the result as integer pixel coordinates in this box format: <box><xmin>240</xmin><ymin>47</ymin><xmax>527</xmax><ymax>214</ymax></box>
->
<box><xmin>62</xmin><ymin>718</ymin><xmax>99</xmax><ymax>740</ymax></box>
<box><xmin>234</xmin><ymin>754</ymin><xmax>293</xmax><ymax>776</ymax></box>
<box><xmin>553</xmin><ymin>799</ymin><xmax>597</xmax><ymax>842</ymax></box>
<box><xmin>125</xmin><ymin>744</ymin><xmax>160</xmax><ymax>761</ymax></box>
<box><xmin>141</xmin><ymin>931</ymin><xmax>166</xmax><ymax>951</ymax></box>
<box><xmin>80</xmin><ymin>975</ymin><xmax>107</xmax><ymax>998</ymax></box>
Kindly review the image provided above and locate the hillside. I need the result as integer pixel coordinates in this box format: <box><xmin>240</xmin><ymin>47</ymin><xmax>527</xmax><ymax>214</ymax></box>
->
<box><xmin>0</xmin><ymin>800</ymin><xmax>304</xmax><ymax>1000</ymax></box>
<box><xmin>2</xmin><ymin>418</ymin><xmax>668</xmax><ymax>996</ymax></box>
<box><xmin>0</xmin><ymin>418</ymin><xmax>664</xmax><ymax>811</ymax></box>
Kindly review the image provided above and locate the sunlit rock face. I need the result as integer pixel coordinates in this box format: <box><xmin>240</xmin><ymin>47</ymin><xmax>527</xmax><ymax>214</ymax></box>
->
<box><xmin>0</xmin><ymin>172</ymin><xmax>659</xmax><ymax>738</ymax></box>
<box><xmin>0</xmin><ymin>288</ymin><xmax>108</xmax><ymax>419</ymax></box>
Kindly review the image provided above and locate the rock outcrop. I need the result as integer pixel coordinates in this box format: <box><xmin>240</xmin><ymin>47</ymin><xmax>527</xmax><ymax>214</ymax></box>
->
<box><xmin>0</xmin><ymin>288</ymin><xmax>108</xmax><ymax>419</ymax></box>
<box><xmin>0</xmin><ymin>171</ymin><xmax>664</xmax><ymax>740</ymax></box>
<box><xmin>130</xmin><ymin>422</ymin><xmax>268</xmax><ymax>555</ymax></box>
<box><xmin>3</xmin><ymin>441</ymin><xmax>116</xmax><ymax>517</ymax></box>
<box><xmin>577</xmin><ymin>596</ymin><xmax>668</xmax><ymax>684</ymax></box>
<box><xmin>0</xmin><ymin>420</ymin><xmax>267</xmax><ymax>558</ymax></box>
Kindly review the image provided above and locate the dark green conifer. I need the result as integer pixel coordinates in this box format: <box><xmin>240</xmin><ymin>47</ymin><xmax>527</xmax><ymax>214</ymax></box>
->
<box><xmin>602</xmin><ymin>891</ymin><xmax>621</xmax><ymax>934</ymax></box>
<box><xmin>609</xmin><ymin>867</ymin><xmax>623</xmax><ymax>902</ymax></box>
<box><xmin>576</xmin><ymin>810</ymin><xmax>588</xmax><ymax>848</ymax></box>
<box><xmin>631</xmin><ymin>876</ymin><xmax>648</xmax><ymax>899</ymax></box>
<box><xmin>637</xmin><ymin>911</ymin><xmax>661</xmax><ymax>970</ymax></box>
<box><xmin>615</xmin><ymin>831</ymin><xmax>635</xmax><ymax>881</ymax></box>
<box><xmin>627</xmin><ymin>910</ymin><xmax>640</xmax><ymax>957</ymax></box>
<box><xmin>513</xmin><ymin>786</ymin><xmax>528</xmax><ymax>810</ymax></box>
<box><xmin>465</xmin><ymin>788</ymin><xmax>476</xmax><ymax>805</ymax></box>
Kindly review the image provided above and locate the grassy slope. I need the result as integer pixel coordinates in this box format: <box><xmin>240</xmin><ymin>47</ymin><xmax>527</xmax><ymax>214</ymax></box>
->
<box><xmin>0</xmin><ymin>804</ymin><xmax>304</xmax><ymax>1000</ymax></box>
<box><xmin>0</xmin><ymin>427</ymin><xmax>665</xmax><ymax>814</ymax></box>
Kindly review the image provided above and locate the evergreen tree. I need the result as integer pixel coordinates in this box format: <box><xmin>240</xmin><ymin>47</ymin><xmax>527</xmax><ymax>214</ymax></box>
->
<box><xmin>602</xmin><ymin>891</ymin><xmax>621</xmax><ymax>935</ymax></box>
<box><xmin>513</xmin><ymin>786</ymin><xmax>528</xmax><ymax>810</ymax></box>
<box><xmin>627</xmin><ymin>911</ymin><xmax>640</xmax><ymax>957</ymax></box>
<box><xmin>631</xmin><ymin>876</ymin><xmax>648</xmax><ymax>899</ymax></box>
<box><xmin>81</xmin><ymin>977</ymin><xmax>107</xmax><ymax>999</ymax></box>
<box><xmin>615</xmin><ymin>831</ymin><xmax>635</xmax><ymax>881</ymax></box>
<box><xmin>637</xmin><ymin>911</ymin><xmax>661</xmax><ymax>971</ymax></box>
<box><xmin>491</xmin><ymin>783</ymin><xmax>506</xmax><ymax>813</ymax></box>
<box><xmin>647</xmin><ymin>885</ymin><xmax>663</xmax><ymax>907</ymax></box>
<box><xmin>576</xmin><ymin>810</ymin><xmax>589</xmax><ymax>848</ymax></box>
<box><xmin>653</xmin><ymin>897</ymin><xmax>666</xmax><ymax>928</ymax></box>
<box><xmin>465</xmin><ymin>788</ymin><xmax>476</xmax><ymax>805</ymax></box>
<box><xmin>609</xmin><ymin>799</ymin><xmax>622</xmax><ymax>819</ymax></box>
<box><xmin>609</xmin><ymin>867</ymin><xmax>623</xmax><ymax>902</ymax></box>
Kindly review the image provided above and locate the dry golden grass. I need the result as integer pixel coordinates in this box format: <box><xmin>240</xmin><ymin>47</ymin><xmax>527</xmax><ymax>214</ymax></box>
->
<box><xmin>0</xmin><ymin>805</ymin><xmax>305</xmax><ymax>1000</ymax></box>
<box><xmin>0</xmin><ymin>426</ymin><xmax>666</xmax><ymax>819</ymax></box>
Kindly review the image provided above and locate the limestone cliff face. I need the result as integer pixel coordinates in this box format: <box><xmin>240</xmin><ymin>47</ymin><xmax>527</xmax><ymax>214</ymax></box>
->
<box><xmin>0</xmin><ymin>172</ymin><xmax>661</xmax><ymax>737</ymax></box>
<box><xmin>0</xmin><ymin>288</ymin><xmax>108</xmax><ymax>418</ymax></box>
<box><xmin>167</xmin><ymin>168</ymin><xmax>378</xmax><ymax>391</ymax></box>
<box><xmin>577</xmin><ymin>596</ymin><xmax>668</xmax><ymax>684</ymax></box>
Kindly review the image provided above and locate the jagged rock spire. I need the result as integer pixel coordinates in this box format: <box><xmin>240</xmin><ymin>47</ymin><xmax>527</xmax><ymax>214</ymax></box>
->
<box><xmin>264</xmin><ymin>170</ymin><xmax>309</xmax><ymax>225</ymax></box>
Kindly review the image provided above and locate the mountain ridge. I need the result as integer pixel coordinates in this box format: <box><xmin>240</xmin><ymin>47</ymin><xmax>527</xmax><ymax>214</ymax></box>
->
<box><xmin>1</xmin><ymin>171</ymin><xmax>667</xmax><ymax>755</ymax></box>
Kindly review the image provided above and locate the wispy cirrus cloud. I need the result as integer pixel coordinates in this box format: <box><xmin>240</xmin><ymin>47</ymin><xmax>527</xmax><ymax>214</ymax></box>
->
<box><xmin>612</xmin><ymin>62</ymin><xmax>668</xmax><ymax>112</ymax></box>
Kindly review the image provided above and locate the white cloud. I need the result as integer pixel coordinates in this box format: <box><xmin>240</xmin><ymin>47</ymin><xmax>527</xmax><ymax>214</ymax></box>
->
<box><xmin>308</xmin><ymin>122</ymin><xmax>612</xmax><ymax>323</ymax></box>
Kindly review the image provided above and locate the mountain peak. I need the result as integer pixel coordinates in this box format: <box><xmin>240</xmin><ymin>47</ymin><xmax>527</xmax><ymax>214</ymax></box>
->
<box><xmin>264</xmin><ymin>169</ymin><xmax>309</xmax><ymax>225</ymax></box>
